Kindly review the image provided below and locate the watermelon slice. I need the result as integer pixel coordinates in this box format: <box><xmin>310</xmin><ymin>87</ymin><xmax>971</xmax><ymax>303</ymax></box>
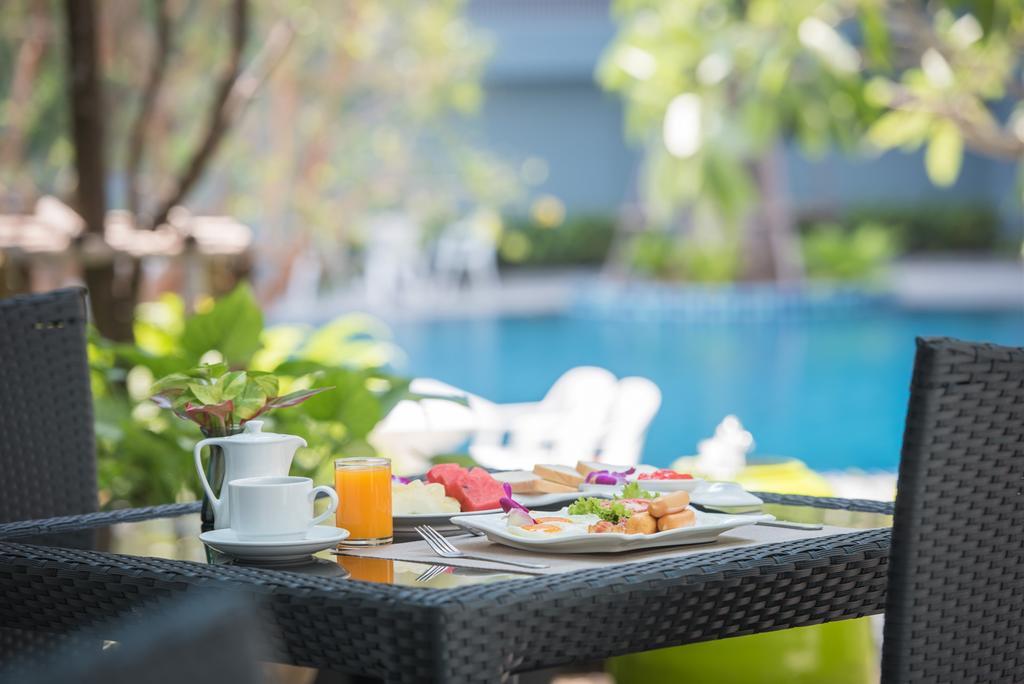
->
<box><xmin>424</xmin><ymin>465</ymin><xmax>505</xmax><ymax>511</ymax></box>
<box><xmin>426</xmin><ymin>463</ymin><xmax>465</xmax><ymax>492</ymax></box>
<box><xmin>455</xmin><ymin>467</ymin><xmax>506</xmax><ymax>511</ymax></box>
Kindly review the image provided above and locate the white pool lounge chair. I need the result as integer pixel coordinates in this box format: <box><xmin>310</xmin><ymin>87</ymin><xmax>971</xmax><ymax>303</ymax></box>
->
<box><xmin>595</xmin><ymin>376</ymin><xmax>662</xmax><ymax>467</ymax></box>
<box><xmin>470</xmin><ymin>367</ymin><xmax>619</xmax><ymax>469</ymax></box>
<box><xmin>369</xmin><ymin>378</ymin><xmax>479</xmax><ymax>473</ymax></box>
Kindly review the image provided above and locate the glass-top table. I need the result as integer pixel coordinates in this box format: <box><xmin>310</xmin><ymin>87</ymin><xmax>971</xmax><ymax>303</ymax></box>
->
<box><xmin>0</xmin><ymin>494</ymin><xmax>893</xmax><ymax>682</ymax></box>
<box><xmin>23</xmin><ymin>502</ymin><xmax>893</xmax><ymax>589</ymax></box>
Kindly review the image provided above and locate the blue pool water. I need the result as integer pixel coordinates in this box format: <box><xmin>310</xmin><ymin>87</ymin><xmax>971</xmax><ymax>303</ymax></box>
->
<box><xmin>391</xmin><ymin>309</ymin><xmax>1024</xmax><ymax>472</ymax></box>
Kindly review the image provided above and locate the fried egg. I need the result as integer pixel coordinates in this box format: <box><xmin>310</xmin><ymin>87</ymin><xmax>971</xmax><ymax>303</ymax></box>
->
<box><xmin>507</xmin><ymin>509</ymin><xmax>598</xmax><ymax>536</ymax></box>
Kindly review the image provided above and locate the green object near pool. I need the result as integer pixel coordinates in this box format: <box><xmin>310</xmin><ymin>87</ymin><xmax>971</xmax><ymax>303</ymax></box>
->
<box><xmin>608</xmin><ymin>618</ymin><xmax>876</xmax><ymax>684</ymax></box>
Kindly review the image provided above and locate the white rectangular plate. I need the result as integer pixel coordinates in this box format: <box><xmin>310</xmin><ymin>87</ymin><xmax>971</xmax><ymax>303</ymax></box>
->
<box><xmin>394</xmin><ymin>508</ymin><xmax>500</xmax><ymax>530</ymax></box>
<box><xmin>450</xmin><ymin>509</ymin><xmax>775</xmax><ymax>553</ymax></box>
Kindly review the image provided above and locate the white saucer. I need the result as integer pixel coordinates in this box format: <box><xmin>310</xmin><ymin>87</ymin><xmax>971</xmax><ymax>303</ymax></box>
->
<box><xmin>200</xmin><ymin>525</ymin><xmax>350</xmax><ymax>563</ymax></box>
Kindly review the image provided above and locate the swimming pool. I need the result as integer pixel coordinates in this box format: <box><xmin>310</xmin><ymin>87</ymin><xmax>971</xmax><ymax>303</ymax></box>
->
<box><xmin>391</xmin><ymin>308</ymin><xmax>1024</xmax><ymax>471</ymax></box>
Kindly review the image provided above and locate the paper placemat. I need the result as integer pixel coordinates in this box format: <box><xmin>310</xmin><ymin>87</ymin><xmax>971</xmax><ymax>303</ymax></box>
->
<box><xmin>335</xmin><ymin>524</ymin><xmax>862</xmax><ymax>575</ymax></box>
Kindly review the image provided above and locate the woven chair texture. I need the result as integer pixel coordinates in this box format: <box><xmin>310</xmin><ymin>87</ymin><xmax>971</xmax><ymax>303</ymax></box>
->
<box><xmin>0</xmin><ymin>288</ymin><xmax>96</xmax><ymax>523</ymax></box>
<box><xmin>0</xmin><ymin>288</ymin><xmax>97</xmax><ymax>663</ymax></box>
<box><xmin>882</xmin><ymin>337</ymin><xmax>1024</xmax><ymax>684</ymax></box>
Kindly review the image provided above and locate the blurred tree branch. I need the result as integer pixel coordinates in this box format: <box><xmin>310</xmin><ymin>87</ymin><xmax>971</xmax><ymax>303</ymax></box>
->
<box><xmin>149</xmin><ymin>0</ymin><xmax>249</xmax><ymax>229</ymax></box>
<box><xmin>126</xmin><ymin>0</ymin><xmax>172</xmax><ymax>223</ymax></box>
<box><xmin>149</xmin><ymin>5</ymin><xmax>294</xmax><ymax>229</ymax></box>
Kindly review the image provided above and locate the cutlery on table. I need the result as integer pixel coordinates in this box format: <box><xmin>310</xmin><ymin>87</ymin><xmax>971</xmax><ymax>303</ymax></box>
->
<box><xmin>414</xmin><ymin>563</ymin><xmax>451</xmax><ymax>583</ymax></box>
<box><xmin>415</xmin><ymin>525</ymin><xmax>549</xmax><ymax>570</ymax></box>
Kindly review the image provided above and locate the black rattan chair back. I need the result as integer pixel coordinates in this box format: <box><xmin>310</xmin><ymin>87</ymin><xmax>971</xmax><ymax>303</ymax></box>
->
<box><xmin>882</xmin><ymin>337</ymin><xmax>1024</xmax><ymax>683</ymax></box>
<box><xmin>0</xmin><ymin>288</ymin><xmax>96</xmax><ymax>522</ymax></box>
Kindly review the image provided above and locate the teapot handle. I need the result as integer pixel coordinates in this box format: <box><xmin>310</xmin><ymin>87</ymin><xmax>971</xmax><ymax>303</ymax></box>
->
<box><xmin>194</xmin><ymin>438</ymin><xmax>229</xmax><ymax>512</ymax></box>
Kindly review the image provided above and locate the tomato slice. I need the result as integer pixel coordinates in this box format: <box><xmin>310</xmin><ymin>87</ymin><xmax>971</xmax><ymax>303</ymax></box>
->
<box><xmin>637</xmin><ymin>469</ymin><xmax>693</xmax><ymax>480</ymax></box>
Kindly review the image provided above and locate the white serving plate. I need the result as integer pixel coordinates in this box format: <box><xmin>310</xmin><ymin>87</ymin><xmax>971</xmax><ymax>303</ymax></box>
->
<box><xmin>450</xmin><ymin>509</ymin><xmax>774</xmax><ymax>554</ymax></box>
<box><xmin>393</xmin><ymin>508</ymin><xmax>501</xmax><ymax>530</ymax></box>
<box><xmin>690</xmin><ymin>481</ymin><xmax>764</xmax><ymax>509</ymax></box>
<box><xmin>199</xmin><ymin>525</ymin><xmax>349</xmax><ymax>563</ymax></box>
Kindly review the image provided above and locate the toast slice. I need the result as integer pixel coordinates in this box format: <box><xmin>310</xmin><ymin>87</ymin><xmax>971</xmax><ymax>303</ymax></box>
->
<box><xmin>523</xmin><ymin>478</ymin><xmax>578</xmax><ymax>494</ymax></box>
<box><xmin>533</xmin><ymin>463</ymin><xmax>585</xmax><ymax>488</ymax></box>
<box><xmin>576</xmin><ymin>460</ymin><xmax>633</xmax><ymax>477</ymax></box>
<box><xmin>491</xmin><ymin>471</ymin><xmax>578</xmax><ymax>494</ymax></box>
<box><xmin>491</xmin><ymin>470</ymin><xmax>542</xmax><ymax>494</ymax></box>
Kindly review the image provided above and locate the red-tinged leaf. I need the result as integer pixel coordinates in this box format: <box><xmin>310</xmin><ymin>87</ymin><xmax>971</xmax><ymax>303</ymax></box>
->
<box><xmin>266</xmin><ymin>386</ymin><xmax>334</xmax><ymax>409</ymax></box>
<box><xmin>185</xmin><ymin>400</ymin><xmax>234</xmax><ymax>420</ymax></box>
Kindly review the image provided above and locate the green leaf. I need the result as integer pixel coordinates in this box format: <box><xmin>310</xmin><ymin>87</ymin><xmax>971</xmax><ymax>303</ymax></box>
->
<box><xmin>233</xmin><ymin>382</ymin><xmax>268</xmax><ymax>421</ymax></box>
<box><xmin>867</xmin><ymin>110</ymin><xmax>932</xmax><ymax>150</ymax></box>
<box><xmin>925</xmin><ymin>120</ymin><xmax>963</xmax><ymax>187</ymax></box>
<box><xmin>247</xmin><ymin>371</ymin><xmax>279</xmax><ymax>397</ymax></box>
<box><xmin>181</xmin><ymin>283</ymin><xmax>264</xmax><ymax>366</ymax></box>
<box><xmin>271</xmin><ymin>360</ymin><xmax>330</xmax><ymax>378</ymax></box>
<box><xmin>299</xmin><ymin>315</ymin><xmax>392</xmax><ymax>367</ymax></box>
<box><xmin>859</xmin><ymin>4</ymin><xmax>891</xmax><ymax>69</ymax></box>
<box><xmin>194</xmin><ymin>362</ymin><xmax>228</xmax><ymax>380</ymax></box>
<box><xmin>618</xmin><ymin>482</ymin><xmax>656</xmax><ymax>500</ymax></box>
<box><xmin>188</xmin><ymin>382</ymin><xmax>223</xmax><ymax>406</ymax></box>
<box><xmin>266</xmin><ymin>386</ymin><xmax>333</xmax><ymax>409</ymax></box>
<box><xmin>219</xmin><ymin>371</ymin><xmax>248</xmax><ymax>400</ymax></box>
<box><xmin>150</xmin><ymin>372</ymin><xmax>193</xmax><ymax>395</ymax></box>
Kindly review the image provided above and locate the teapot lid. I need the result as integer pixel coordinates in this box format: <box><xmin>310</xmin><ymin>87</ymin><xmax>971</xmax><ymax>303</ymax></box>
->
<box><xmin>225</xmin><ymin>420</ymin><xmax>298</xmax><ymax>444</ymax></box>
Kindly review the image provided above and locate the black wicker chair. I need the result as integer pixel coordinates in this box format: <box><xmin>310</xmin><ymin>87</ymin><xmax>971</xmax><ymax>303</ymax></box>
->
<box><xmin>0</xmin><ymin>287</ymin><xmax>96</xmax><ymax>522</ymax></box>
<box><xmin>0</xmin><ymin>288</ymin><xmax>97</xmax><ymax>660</ymax></box>
<box><xmin>882</xmin><ymin>337</ymin><xmax>1024</xmax><ymax>683</ymax></box>
<box><xmin>0</xmin><ymin>593</ymin><xmax>269</xmax><ymax>684</ymax></box>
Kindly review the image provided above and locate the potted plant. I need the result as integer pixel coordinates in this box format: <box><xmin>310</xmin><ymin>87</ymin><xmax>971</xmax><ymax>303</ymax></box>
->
<box><xmin>151</xmin><ymin>362</ymin><xmax>331</xmax><ymax>529</ymax></box>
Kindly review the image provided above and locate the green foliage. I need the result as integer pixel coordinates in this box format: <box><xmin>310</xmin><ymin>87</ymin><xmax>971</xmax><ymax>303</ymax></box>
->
<box><xmin>801</xmin><ymin>222</ymin><xmax>897</xmax><ymax>281</ymax></box>
<box><xmin>92</xmin><ymin>283</ymin><xmax>408</xmax><ymax>508</ymax></box>
<box><xmin>179</xmin><ymin>285</ymin><xmax>264</xmax><ymax>365</ymax></box>
<box><xmin>835</xmin><ymin>202</ymin><xmax>1004</xmax><ymax>253</ymax></box>
<box><xmin>626</xmin><ymin>232</ymin><xmax>741</xmax><ymax>283</ymax></box>
<box><xmin>599</xmin><ymin>0</ymin><xmax>872</xmax><ymax>228</ymax></box>
<box><xmin>602</xmin><ymin>0</ymin><xmax>1024</xmax><ymax>255</ymax></box>
<box><xmin>498</xmin><ymin>215</ymin><xmax>616</xmax><ymax>268</ymax></box>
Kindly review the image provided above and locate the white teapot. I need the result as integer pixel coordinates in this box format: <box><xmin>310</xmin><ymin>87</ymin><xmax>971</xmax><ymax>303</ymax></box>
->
<box><xmin>193</xmin><ymin>420</ymin><xmax>307</xmax><ymax>529</ymax></box>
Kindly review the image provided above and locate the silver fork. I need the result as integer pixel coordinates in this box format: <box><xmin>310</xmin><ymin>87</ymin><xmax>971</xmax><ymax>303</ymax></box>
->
<box><xmin>414</xmin><ymin>525</ymin><xmax>549</xmax><ymax>569</ymax></box>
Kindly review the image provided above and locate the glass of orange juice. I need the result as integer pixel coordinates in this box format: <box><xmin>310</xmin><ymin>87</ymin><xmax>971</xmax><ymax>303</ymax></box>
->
<box><xmin>334</xmin><ymin>457</ymin><xmax>392</xmax><ymax>546</ymax></box>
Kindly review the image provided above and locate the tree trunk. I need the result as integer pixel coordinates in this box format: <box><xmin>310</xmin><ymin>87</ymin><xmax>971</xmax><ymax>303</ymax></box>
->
<box><xmin>64</xmin><ymin>0</ymin><xmax>136</xmax><ymax>340</ymax></box>
<box><xmin>743</xmin><ymin>144</ymin><xmax>803</xmax><ymax>282</ymax></box>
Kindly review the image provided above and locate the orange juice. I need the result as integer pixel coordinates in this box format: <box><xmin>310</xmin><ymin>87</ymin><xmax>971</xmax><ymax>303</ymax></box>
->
<box><xmin>334</xmin><ymin>457</ymin><xmax>392</xmax><ymax>545</ymax></box>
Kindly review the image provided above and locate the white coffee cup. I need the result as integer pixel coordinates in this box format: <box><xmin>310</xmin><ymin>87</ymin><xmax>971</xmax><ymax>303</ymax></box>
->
<box><xmin>228</xmin><ymin>476</ymin><xmax>338</xmax><ymax>541</ymax></box>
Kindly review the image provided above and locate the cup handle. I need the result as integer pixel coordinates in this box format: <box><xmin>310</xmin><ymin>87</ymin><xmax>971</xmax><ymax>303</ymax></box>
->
<box><xmin>193</xmin><ymin>438</ymin><xmax>228</xmax><ymax>513</ymax></box>
<box><xmin>309</xmin><ymin>486</ymin><xmax>339</xmax><ymax>527</ymax></box>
